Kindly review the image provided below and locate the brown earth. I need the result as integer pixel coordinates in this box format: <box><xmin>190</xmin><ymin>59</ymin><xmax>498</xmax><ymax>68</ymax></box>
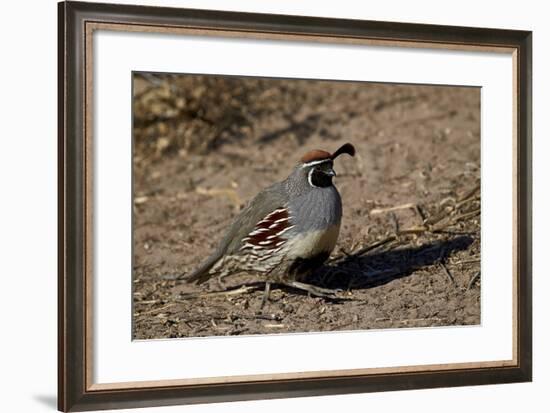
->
<box><xmin>132</xmin><ymin>73</ymin><xmax>481</xmax><ymax>339</ymax></box>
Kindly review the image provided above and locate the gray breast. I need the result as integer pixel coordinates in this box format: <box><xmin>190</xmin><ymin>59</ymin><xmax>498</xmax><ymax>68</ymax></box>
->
<box><xmin>288</xmin><ymin>186</ymin><xmax>342</xmax><ymax>234</ymax></box>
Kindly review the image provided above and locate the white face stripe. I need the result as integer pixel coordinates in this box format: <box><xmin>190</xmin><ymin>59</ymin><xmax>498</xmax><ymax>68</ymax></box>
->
<box><xmin>301</xmin><ymin>158</ymin><xmax>332</xmax><ymax>168</ymax></box>
<box><xmin>307</xmin><ymin>168</ymin><xmax>316</xmax><ymax>188</ymax></box>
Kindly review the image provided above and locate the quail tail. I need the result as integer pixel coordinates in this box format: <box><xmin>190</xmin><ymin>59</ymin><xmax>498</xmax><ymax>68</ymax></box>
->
<box><xmin>184</xmin><ymin>250</ymin><xmax>223</xmax><ymax>284</ymax></box>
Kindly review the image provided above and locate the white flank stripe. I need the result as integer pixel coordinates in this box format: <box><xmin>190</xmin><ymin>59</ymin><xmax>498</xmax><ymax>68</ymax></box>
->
<box><xmin>240</xmin><ymin>242</ymin><xmax>252</xmax><ymax>250</ymax></box>
<box><xmin>249</xmin><ymin>228</ymin><xmax>268</xmax><ymax>236</ymax></box>
<box><xmin>274</xmin><ymin>217</ymin><xmax>289</xmax><ymax>224</ymax></box>
<box><xmin>258</xmin><ymin>246</ymin><xmax>284</xmax><ymax>259</ymax></box>
<box><xmin>255</xmin><ymin>208</ymin><xmax>288</xmax><ymax>228</ymax></box>
<box><xmin>276</xmin><ymin>225</ymin><xmax>294</xmax><ymax>237</ymax></box>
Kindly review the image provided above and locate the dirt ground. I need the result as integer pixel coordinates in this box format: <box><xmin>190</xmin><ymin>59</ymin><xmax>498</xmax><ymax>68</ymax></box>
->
<box><xmin>132</xmin><ymin>73</ymin><xmax>481</xmax><ymax>339</ymax></box>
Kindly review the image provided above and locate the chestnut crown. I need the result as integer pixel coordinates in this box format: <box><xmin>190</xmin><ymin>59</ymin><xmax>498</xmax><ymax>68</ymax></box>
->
<box><xmin>300</xmin><ymin>143</ymin><xmax>356</xmax><ymax>164</ymax></box>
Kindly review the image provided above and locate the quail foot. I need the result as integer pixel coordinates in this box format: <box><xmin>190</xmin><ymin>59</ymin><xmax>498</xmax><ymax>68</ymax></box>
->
<box><xmin>185</xmin><ymin>143</ymin><xmax>355</xmax><ymax>306</ymax></box>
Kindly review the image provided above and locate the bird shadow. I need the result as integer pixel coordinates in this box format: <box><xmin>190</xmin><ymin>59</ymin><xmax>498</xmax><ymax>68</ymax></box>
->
<box><xmin>308</xmin><ymin>235</ymin><xmax>474</xmax><ymax>292</ymax></box>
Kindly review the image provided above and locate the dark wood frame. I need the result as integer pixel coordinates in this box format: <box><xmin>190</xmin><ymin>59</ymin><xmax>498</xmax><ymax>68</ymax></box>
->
<box><xmin>58</xmin><ymin>1</ymin><xmax>532</xmax><ymax>411</ymax></box>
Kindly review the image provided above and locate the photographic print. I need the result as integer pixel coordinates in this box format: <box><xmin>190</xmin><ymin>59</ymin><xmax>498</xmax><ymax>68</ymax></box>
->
<box><xmin>132</xmin><ymin>73</ymin><xmax>481</xmax><ymax>339</ymax></box>
<box><xmin>59</xmin><ymin>3</ymin><xmax>531</xmax><ymax>410</ymax></box>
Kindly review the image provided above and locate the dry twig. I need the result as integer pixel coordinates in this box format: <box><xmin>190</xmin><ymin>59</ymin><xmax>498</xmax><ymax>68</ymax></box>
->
<box><xmin>137</xmin><ymin>303</ymin><xmax>176</xmax><ymax>316</ymax></box>
<box><xmin>453</xmin><ymin>258</ymin><xmax>481</xmax><ymax>265</ymax></box>
<box><xmin>370</xmin><ymin>203</ymin><xmax>416</xmax><ymax>215</ymax></box>
<box><xmin>439</xmin><ymin>262</ymin><xmax>456</xmax><ymax>285</ymax></box>
<box><xmin>467</xmin><ymin>271</ymin><xmax>481</xmax><ymax>290</ymax></box>
<box><xmin>178</xmin><ymin>285</ymin><xmax>262</xmax><ymax>300</ymax></box>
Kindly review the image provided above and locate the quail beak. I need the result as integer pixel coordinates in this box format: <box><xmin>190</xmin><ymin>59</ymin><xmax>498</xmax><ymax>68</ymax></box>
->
<box><xmin>326</xmin><ymin>168</ymin><xmax>336</xmax><ymax>177</ymax></box>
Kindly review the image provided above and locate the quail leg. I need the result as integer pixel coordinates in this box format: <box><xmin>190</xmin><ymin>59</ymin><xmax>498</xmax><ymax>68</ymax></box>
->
<box><xmin>283</xmin><ymin>280</ymin><xmax>343</xmax><ymax>298</ymax></box>
<box><xmin>216</xmin><ymin>268</ymin><xmax>242</xmax><ymax>289</ymax></box>
<box><xmin>260</xmin><ymin>282</ymin><xmax>272</xmax><ymax>309</ymax></box>
<box><xmin>216</xmin><ymin>273</ymin><xmax>228</xmax><ymax>289</ymax></box>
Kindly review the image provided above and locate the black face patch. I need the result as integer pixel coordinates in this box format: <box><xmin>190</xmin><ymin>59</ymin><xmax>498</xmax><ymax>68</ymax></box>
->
<box><xmin>308</xmin><ymin>161</ymin><xmax>335</xmax><ymax>188</ymax></box>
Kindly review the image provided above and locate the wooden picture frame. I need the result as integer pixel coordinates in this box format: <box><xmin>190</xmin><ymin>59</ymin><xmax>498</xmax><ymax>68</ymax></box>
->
<box><xmin>58</xmin><ymin>1</ymin><xmax>532</xmax><ymax>411</ymax></box>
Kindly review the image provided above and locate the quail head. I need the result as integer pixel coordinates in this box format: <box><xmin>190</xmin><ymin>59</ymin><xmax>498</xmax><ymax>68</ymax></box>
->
<box><xmin>185</xmin><ymin>143</ymin><xmax>355</xmax><ymax>299</ymax></box>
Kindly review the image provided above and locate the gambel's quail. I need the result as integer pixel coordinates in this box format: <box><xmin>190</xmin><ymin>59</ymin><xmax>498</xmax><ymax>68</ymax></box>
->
<box><xmin>185</xmin><ymin>143</ymin><xmax>355</xmax><ymax>304</ymax></box>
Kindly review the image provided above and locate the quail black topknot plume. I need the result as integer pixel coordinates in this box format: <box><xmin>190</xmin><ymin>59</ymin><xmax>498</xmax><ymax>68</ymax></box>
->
<box><xmin>185</xmin><ymin>143</ymin><xmax>356</xmax><ymax>304</ymax></box>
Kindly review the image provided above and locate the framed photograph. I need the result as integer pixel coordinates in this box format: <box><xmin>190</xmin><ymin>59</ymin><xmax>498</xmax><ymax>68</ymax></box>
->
<box><xmin>58</xmin><ymin>1</ymin><xmax>532</xmax><ymax>411</ymax></box>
